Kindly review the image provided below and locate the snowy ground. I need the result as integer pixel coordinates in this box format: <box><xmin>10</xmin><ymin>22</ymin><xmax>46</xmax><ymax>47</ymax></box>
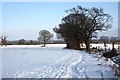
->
<box><xmin>1</xmin><ymin>44</ymin><xmax>119</xmax><ymax>78</ymax></box>
<box><xmin>0</xmin><ymin>47</ymin><xmax>2</xmax><ymax>79</ymax></box>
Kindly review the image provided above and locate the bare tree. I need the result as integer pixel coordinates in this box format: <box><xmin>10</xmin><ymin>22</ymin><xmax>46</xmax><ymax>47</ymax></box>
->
<box><xmin>38</xmin><ymin>30</ymin><xmax>54</xmax><ymax>47</ymax></box>
<box><xmin>0</xmin><ymin>35</ymin><xmax>8</xmax><ymax>46</ymax></box>
<box><xmin>100</xmin><ymin>36</ymin><xmax>109</xmax><ymax>51</ymax></box>
<box><xmin>110</xmin><ymin>37</ymin><xmax>117</xmax><ymax>49</ymax></box>
<box><xmin>54</xmin><ymin>6</ymin><xmax>112</xmax><ymax>51</ymax></box>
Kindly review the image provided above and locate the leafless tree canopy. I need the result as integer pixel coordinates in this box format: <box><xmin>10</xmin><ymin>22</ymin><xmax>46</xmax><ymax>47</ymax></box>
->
<box><xmin>38</xmin><ymin>30</ymin><xmax>54</xmax><ymax>46</ymax></box>
<box><xmin>54</xmin><ymin>6</ymin><xmax>112</xmax><ymax>51</ymax></box>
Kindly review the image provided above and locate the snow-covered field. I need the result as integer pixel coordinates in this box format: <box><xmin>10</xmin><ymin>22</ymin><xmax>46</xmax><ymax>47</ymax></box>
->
<box><xmin>0</xmin><ymin>48</ymin><xmax>2</xmax><ymax>79</ymax></box>
<box><xmin>1</xmin><ymin>44</ymin><xmax>119</xmax><ymax>78</ymax></box>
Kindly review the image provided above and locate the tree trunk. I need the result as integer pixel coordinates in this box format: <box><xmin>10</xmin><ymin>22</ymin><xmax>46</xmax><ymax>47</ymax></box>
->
<box><xmin>1</xmin><ymin>39</ymin><xmax>4</xmax><ymax>46</ymax></box>
<box><xmin>43</xmin><ymin>39</ymin><xmax>46</xmax><ymax>47</ymax></box>
<box><xmin>43</xmin><ymin>43</ymin><xmax>46</xmax><ymax>47</ymax></box>
<box><xmin>66</xmin><ymin>39</ymin><xmax>80</xmax><ymax>50</ymax></box>
<box><xmin>112</xmin><ymin>42</ymin><xmax>115</xmax><ymax>49</ymax></box>
<box><xmin>66</xmin><ymin>43</ymin><xmax>69</xmax><ymax>49</ymax></box>
<box><xmin>84</xmin><ymin>39</ymin><xmax>90</xmax><ymax>52</ymax></box>
<box><xmin>104</xmin><ymin>42</ymin><xmax>107</xmax><ymax>51</ymax></box>
<box><xmin>77</xmin><ymin>41</ymin><xmax>80</xmax><ymax>50</ymax></box>
<box><xmin>65</xmin><ymin>39</ymin><xmax>69</xmax><ymax>49</ymax></box>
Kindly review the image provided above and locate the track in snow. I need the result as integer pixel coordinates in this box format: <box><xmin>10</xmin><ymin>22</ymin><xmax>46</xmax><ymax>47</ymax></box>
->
<box><xmin>12</xmin><ymin>49</ymin><xmax>116</xmax><ymax>78</ymax></box>
<box><xmin>14</xmin><ymin>51</ymin><xmax>85</xmax><ymax>78</ymax></box>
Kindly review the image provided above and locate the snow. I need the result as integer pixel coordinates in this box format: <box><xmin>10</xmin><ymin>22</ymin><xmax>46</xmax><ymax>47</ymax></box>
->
<box><xmin>82</xmin><ymin>43</ymin><xmax>119</xmax><ymax>50</ymax></box>
<box><xmin>0</xmin><ymin>48</ymin><xmax>2</xmax><ymax>80</ymax></box>
<box><xmin>1</xmin><ymin>44</ymin><xmax>119</xmax><ymax>78</ymax></box>
<box><xmin>1</xmin><ymin>44</ymin><xmax>66</xmax><ymax>48</ymax></box>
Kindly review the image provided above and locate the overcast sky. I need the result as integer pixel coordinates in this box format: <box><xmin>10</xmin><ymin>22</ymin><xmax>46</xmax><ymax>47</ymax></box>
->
<box><xmin>1</xmin><ymin>2</ymin><xmax>119</xmax><ymax>40</ymax></box>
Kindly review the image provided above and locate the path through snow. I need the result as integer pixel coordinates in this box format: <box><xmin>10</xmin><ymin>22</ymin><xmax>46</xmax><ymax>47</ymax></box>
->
<box><xmin>41</xmin><ymin>52</ymin><xmax>86</xmax><ymax>78</ymax></box>
<box><xmin>14</xmin><ymin>50</ymin><xmax>85</xmax><ymax>78</ymax></box>
<box><xmin>13</xmin><ymin>50</ymin><xmax>116</xmax><ymax>78</ymax></box>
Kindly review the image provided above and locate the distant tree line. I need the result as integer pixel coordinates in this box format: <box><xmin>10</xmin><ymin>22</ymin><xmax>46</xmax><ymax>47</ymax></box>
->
<box><xmin>2</xmin><ymin>35</ymin><xmax>119</xmax><ymax>45</ymax></box>
<box><xmin>5</xmin><ymin>39</ymin><xmax>39</xmax><ymax>45</ymax></box>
